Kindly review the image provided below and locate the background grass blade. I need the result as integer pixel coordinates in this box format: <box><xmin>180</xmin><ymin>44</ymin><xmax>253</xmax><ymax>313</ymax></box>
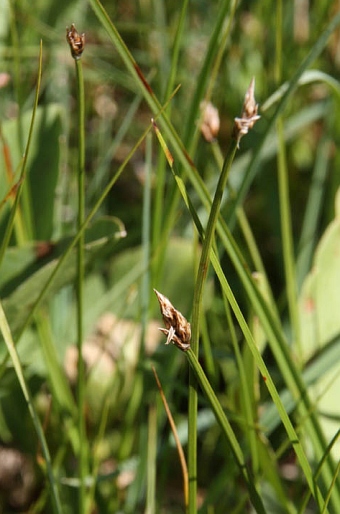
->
<box><xmin>0</xmin><ymin>301</ymin><xmax>63</xmax><ymax>514</ymax></box>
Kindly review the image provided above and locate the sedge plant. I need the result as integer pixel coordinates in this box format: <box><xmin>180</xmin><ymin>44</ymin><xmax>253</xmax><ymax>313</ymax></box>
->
<box><xmin>2</xmin><ymin>2</ymin><xmax>340</xmax><ymax>513</ymax></box>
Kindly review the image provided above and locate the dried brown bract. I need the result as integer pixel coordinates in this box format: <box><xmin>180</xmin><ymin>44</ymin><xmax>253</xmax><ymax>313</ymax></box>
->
<box><xmin>233</xmin><ymin>77</ymin><xmax>260</xmax><ymax>148</ymax></box>
<box><xmin>154</xmin><ymin>289</ymin><xmax>191</xmax><ymax>351</ymax></box>
<box><xmin>199</xmin><ymin>101</ymin><xmax>220</xmax><ymax>142</ymax></box>
<box><xmin>66</xmin><ymin>24</ymin><xmax>85</xmax><ymax>60</ymax></box>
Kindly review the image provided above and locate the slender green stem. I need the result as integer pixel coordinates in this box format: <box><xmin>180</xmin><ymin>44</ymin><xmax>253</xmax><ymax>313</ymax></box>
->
<box><xmin>76</xmin><ymin>57</ymin><xmax>87</xmax><ymax>513</ymax></box>
<box><xmin>188</xmin><ymin>139</ymin><xmax>238</xmax><ymax>512</ymax></box>
<box><xmin>74</xmin><ymin>56</ymin><xmax>88</xmax><ymax>514</ymax></box>
<box><xmin>211</xmin><ymin>141</ymin><xmax>280</xmax><ymax>323</ymax></box>
<box><xmin>191</xmin><ymin>140</ymin><xmax>238</xmax><ymax>356</ymax></box>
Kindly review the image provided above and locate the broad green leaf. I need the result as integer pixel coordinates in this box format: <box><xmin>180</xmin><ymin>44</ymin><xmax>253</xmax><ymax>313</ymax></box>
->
<box><xmin>27</xmin><ymin>105</ymin><xmax>62</xmax><ymax>240</ymax></box>
<box><xmin>299</xmin><ymin>187</ymin><xmax>340</xmax><ymax>455</ymax></box>
<box><xmin>0</xmin><ymin>104</ymin><xmax>62</xmax><ymax>240</ymax></box>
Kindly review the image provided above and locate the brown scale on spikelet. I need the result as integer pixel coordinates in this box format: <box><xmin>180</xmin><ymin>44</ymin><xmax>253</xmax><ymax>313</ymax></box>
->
<box><xmin>154</xmin><ymin>289</ymin><xmax>191</xmax><ymax>351</ymax></box>
<box><xmin>66</xmin><ymin>24</ymin><xmax>85</xmax><ymax>60</ymax></box>
<box><xmin>233</xmin><ymin>77</ymin><xmax>260</xmax><ymax>148</ymax></box>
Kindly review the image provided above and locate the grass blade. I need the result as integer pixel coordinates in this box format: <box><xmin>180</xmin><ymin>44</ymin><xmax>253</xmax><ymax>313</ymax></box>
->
<box><xmin>0</xmin><ymin>301</ymin><xmax>63</xmax><ymax>514</ymax></box>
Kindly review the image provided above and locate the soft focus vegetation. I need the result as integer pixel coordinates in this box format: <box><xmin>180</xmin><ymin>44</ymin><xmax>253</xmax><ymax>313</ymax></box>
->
<box><xmin>1</xmin><ymin>1</ymin><xmax>340</xmax><ymax>512</ymax></box>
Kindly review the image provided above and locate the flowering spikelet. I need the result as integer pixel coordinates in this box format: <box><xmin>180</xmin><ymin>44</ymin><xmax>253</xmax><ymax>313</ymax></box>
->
<box><xmin>66</xmin><ymin>24</ymin><xmax>85</xmax><ymax>60</ymax></box>
<box><xmin>199</xmin><ymin>101</ymin><xmax>220</xmax><ymax>142</ymax></box>
<box><xmin>154</xmin><ymin>289</ymin><xmax>191</xmax><ymax>351</ymax></box>
<box><xmin>233</xmin><ymin>77</ymin><xmax>260</xmax><ymax>148</ymax></box>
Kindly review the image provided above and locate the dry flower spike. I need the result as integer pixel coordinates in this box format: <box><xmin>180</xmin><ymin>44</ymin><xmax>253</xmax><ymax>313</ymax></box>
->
<box><xmin>66</xmin><ymin>24</ymin><xmax>85</xmax><ymax>60</ymax></box>
<box><xmin>154</xmin><ymin>289</ymin><xmax>191</xmax><ymax>351</ymax></box>
<box><xmin>199</xmin><ymin>101</ymin><xmax>220</xmax><ymax>142</ymax></box>
<box><xmin>233</xmin><ymin>77</ymin><xmax>260</xmax><ymax>148</ymax></box>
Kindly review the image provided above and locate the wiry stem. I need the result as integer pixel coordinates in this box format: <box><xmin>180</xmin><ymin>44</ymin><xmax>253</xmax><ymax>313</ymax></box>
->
<box><xmin>190</xmin><ymin>79</ymin><xmax>259</xmax><ymax>513</ymax></box>
<box><xmin>66</xmin><ymin>23</ymin><xmax>88</xmax><ymax>514</ymax></box>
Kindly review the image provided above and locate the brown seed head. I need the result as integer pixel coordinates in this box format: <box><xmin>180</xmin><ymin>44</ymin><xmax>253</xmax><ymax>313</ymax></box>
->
<box><xmin>66</xmin><ymin>24</ymin><xmax>85</xmax><ymax>60</ymax></box>
<box><xmin>199</xmin><ymin>101</ymin><xmax>220</xmax><ymax>142</ymax></box>
<box><xmin>154</xmin><ymin>289</ymin><xmax>191</xmax><ymax>351</ymax></box>
<box><xmin>233</xmin><ymin>77</ymin><xmax>260</xmax><ymax>148</ymax></box>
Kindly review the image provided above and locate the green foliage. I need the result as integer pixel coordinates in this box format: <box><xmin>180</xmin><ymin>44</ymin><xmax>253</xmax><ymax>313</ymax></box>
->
<box><xmin>299</xmin><ymin>189</ymin><xmax>340</xmax><ymax>460</ymax></box>
<box><xmin>1</xmin><ymin>1</ymin><xmax>340</xmax><ymax>513</ymax></box>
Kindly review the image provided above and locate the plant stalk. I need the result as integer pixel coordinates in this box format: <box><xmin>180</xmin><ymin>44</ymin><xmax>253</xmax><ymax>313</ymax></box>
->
<box><xmin>188</xmin><ymin>138</ymin><xmax>238</xmax><ymax>513</ymax></box>
<box><xmin>75</xmin><ymin>54</ymin><xmax>88</xmax><ymax>514</ymax></box>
